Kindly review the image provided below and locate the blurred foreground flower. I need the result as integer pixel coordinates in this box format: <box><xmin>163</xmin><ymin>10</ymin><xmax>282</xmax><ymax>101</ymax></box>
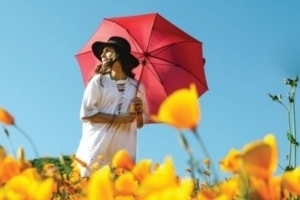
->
<box><xmin>151</xmin><ymin>83</ymin><xmax>200</xmax><ymax>131</ymax></box>
<box><xmin>0</xmin><ymin>107</ymin><xmax>14</xmax><ymax>125</ymax></box>
<box><xmin>112</xmin><ymin>149</ymin><xmax>135</xmax><ymax>171</ymax></box>
<box><xmin>282</xmin><ymin>167</ymin><xmax>300</xmax><ymax>195</ymax></box>
<box><xmin>2</xmin><ymin>168</ymin><xmax>55</xmax><ymax>200</ymax></box>
<box><xmin>217</xmin><ymin>134</ymin><xmax>300</xmax><ymax>199</ymax></box>
<box><xmin>241</xmin><ymin>134</ymin><xmax>278</xmax><ymax>179</ymax></box>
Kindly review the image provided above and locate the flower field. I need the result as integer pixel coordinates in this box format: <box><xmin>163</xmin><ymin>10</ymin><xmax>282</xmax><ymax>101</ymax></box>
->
<box><xmin>0</xmin><ymin>79</ymin><xmax>300</xmax><ymax>200</ymax></box>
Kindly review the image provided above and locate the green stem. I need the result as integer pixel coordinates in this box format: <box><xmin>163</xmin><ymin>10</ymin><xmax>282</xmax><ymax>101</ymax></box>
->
<box><xmin>14</xmin><ymin>124</ymin><xmax>39</xmax><ymax>158</ymax></box>
<box><xmin>192</xmin><ymin>129</ymin><xmax>219</xmax><ymax>183</ymax></box>
<box><xmin>288</xmin><ymin>108</ymin><xmax>292</xmax><ymax>167</ymax></box>
<box><xmin>178</xmin><ymin>132</ymin><xmax>195</xmax><ymax>178</ymax></box>
<box><xmin>178</xmin><ymin>132</ymin><xmax>198</xmax><ymax>191</ymax></box>
<box><xmin>279</xmin><ymin>101</ymin><xmax>289</xmax><ymax>111</ymax></box>
<box><xmin>292</xmin><ymin>89</ymin><xmax>297</xmax><ymax>168</ymax></box>
<box><xmin>2</xmin><ymin>126</ymin><xmax>16</xmax><ymax>158</ymax></box>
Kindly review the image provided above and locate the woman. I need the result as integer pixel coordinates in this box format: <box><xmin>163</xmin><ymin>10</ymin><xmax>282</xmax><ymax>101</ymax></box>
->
<box><xmin>75</xmin><ymin>36</ymin><xmax>149</xmax><ymax>177</ymax></box>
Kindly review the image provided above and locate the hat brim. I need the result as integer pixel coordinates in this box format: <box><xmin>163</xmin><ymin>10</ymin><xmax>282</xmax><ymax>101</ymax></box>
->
<box><xmin>92</xmin><ymin>41</ymin><xmax>139</xmax><ymax>68</ymax></box>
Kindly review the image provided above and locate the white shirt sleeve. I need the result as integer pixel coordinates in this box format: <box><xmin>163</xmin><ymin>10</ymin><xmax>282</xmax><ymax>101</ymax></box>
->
<box><xmin>80</xmin><ymin>75</ymin><xmax>101</xmax><ymax>122</ymax></box>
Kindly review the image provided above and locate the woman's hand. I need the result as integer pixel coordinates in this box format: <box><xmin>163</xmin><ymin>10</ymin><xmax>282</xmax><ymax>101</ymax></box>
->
<box><xmin>132</xmin><ymin>97</ymin><xmax>143</xmax><ymax>114</ymax></box>
<box><xmin>115</xmin><ymin>111</ymin><xmax>137</xmax><ymax>123</ymax></box>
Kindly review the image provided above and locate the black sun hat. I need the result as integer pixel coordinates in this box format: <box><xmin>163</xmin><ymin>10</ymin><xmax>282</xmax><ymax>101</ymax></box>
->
<box><xmin>92</xmin><ymin>36</ymin><xmax>139</xmax><ymax>68</ymax></box>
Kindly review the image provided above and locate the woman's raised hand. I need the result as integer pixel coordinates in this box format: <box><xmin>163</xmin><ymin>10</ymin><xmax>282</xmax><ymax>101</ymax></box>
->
<box><xmin>115</xmin><ymin>111</ymin><xmax>137</xmax><ymax>123</ymax></box>
<box><xmin>132</xmin><ymin>97</ymin><xmax>143</xmax><ymax>113</ymax></box>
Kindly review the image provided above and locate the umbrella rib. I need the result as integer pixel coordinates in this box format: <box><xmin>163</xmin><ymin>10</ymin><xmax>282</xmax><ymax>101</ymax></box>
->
<box><xmin>151</xmin><ymin>41</ymin><xmax>201</xmax><ymax>57</ymax></box>
<box><xmin>145</xmin><ymin>57</ymin><xmax>169</xmax><ymax>96</ymax></box>
<box><xmin>150</xmin><ymin>41</ymin><xmax>206</xmax><ymax>89</ymax></box>
<box><xmin>144</xmin><ymin>13</ymin><xmax>158</xmax><ymax>55</ymax></box>
<box><xmin>146</xmin><ymin>53</ymin><xmax>207</xmax><ymax>90</ymax></box>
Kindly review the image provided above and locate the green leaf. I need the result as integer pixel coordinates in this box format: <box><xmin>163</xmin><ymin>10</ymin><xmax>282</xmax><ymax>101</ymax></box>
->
<box><xmin>288</xmin><ymin>92</ymin><xmax>294</xmax><ymax>103</ymax></box>
<box><xmin>3</xmin><ymin>126</ymin><xmax>9</xmax><ymax>137</ymax></box>
<box><xmin>285</xmin><ymin>165</ymin><xmax>294</xmax><ymax>171</ymax></box>
<box><xmin>30</xmin><ymin>155</ymin><xmax>73</xmax><ymax>175</ymax></box>
<box><xmin>287</xmin><ymin>132</ymin><xmax>299</xmax><ymax>146</ymax></box>
<box><xmin>268</xmin><ymin>93</ymin><xmax>282</xmax><ymax>102</ymax></box>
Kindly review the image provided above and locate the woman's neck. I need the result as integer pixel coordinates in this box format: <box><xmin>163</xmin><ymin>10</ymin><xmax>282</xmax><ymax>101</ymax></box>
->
<box><xmin>109</xmin><ymin>61</ymin><xmax>127</xmax><ymax>81</ymax></box>
<box><xmin>110</xmin><ymin>70</ymin><xmax>127</xmax><ymax>81</ymax></box>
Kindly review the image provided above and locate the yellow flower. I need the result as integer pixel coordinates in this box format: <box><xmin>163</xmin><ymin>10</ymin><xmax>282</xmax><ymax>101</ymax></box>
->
<box><xmin>282</xmin><ymin>167</ymin><xmax>300</xmax><ymax>195</ymax></box>
<box><xmin>248</xmin><ymin>175</ymin><xmax>282</xmax><ymax>199</ymax></box>
<box><xmin>0</xmin><ymin>156</ymin><xmax>21</xmax><ymax>184</ymax></box>
<box><xmin>98</xmin><ymin>155</ymin><xmax>104</xmax><ymax>161</ymax></box>
<box><xmin>140</xmin><ymin>178</ymin><xmax>193</xmax><ymax>200</ymax></box>
<box><xmin>241</xmin><ymin>134</ymin><xmax>278</xmax><ymax>179</ymax></box>
<box><xmin>151</xmin><ymin>83</ymin><xmax>200</xmax><ymax>130</ymax></box>
<box><xmin>220</xmin><ymin>177</ymin><xmax>239</xmax><ymax>199</ymax></box>
<box><xmin>3</xmin><ymin>168</ymin><xmax>55</xmax><ymax>200</ymax></box>
<box><xmin>43</xmin><ymin>163</ymin><xmax>55</xmax><ymax>172</ymax></box>
<box><xmin>115</xmin><ymin>195</ymin><xmax>135</xmax><ymax>200</ymax></box>
<box><xmin>197</xmin><ymin>187</ymin><xmax>218</xmax><ymax>200</ymax></box>
<box><xmin>203</xmin><ymin>158</ymin><xmax>210</xmax><ymax>166</ymax></box>
<box><xmin>0</xmin><ymin>146</ymin><xmax>7</xmax><ymax>160</ymax></box>
<box><xmin>0</xmin><ymin>107</ymin><xmax>14</xmax><ymax>125</ymax></box>
<box><xmin>115</xmin><ymin>172</ymin><xmax>138</xmax><ymax>196</ymax></box>
<box><xmin>87</xmin><ymin>165</ymin><xmax>114</xmax><ymax>200</ymax></box>
<box><xmin>219</xmin><ymin>148</ymin><xmax>242</xmax><ymax>174</ymax></box>
<box><xmin>138</xmin><ymin>157</ymin><xmax>178</xmax><ymax>198</ymax></box>
<box><xmin>69</xmin><ymin>170</ymin><xmax>81</xmax><ymax>184</ymax></box>
<box><xmin>112</xmin><ymin>149</ymin><xmax>135</xmax><ymax>171</ymax></box>
<box><xmin>91</xmin><ymin>162</ymin><xmax>100</xmax><ymax>172</ymax></box>
<box><xmin>197</xmin><ymin>178</ymin><xmax>239</xmax><ymax>200</ymax></box>
<box><xmin>132</xmin><ymin>159</ymin><xmax>152</xmax><ymax>183</ymax></box>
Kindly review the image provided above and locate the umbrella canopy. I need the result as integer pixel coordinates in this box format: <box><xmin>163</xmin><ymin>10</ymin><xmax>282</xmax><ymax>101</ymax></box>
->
<box><xmin>76</xmin><ymin>13</ymin><xmax>208</xmax><ymax>120</ymax></box>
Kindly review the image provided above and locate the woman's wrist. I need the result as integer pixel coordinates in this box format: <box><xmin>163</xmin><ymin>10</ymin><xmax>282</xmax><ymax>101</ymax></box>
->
<box><xmin>111</xmin><ymin>114</ymin><xmax>116</xmax><ymax>123</ymax></box>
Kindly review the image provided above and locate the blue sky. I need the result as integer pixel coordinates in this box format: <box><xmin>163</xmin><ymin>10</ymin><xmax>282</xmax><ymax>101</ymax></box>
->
<box><xmin>1</xmin><ymin>1</ymin><xmax>300</xmax><ymax>179</ymax></box>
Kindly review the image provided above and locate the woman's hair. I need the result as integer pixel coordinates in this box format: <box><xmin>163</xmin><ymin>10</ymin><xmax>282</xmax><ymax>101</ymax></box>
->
<box><xmin>92</xmin><ymin>48</ymin><xmax>136</xmax><ymax>86</ymax></box>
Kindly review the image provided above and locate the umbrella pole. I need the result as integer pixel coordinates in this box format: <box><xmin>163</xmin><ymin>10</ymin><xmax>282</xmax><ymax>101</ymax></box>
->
<box><xmin>129</xmin><ymin>64</ymin><xmax>145</xmax><ymax>112</ymax></box>
<box><xmin>134</xmin><ymin>63</ymin><xmax>145</xmax><ymax>97</ymax></box>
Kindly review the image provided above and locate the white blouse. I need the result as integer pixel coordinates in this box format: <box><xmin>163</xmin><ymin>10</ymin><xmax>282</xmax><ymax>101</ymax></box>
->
<box><xmin>75</xmin><ymin>74</ymin><xmax>149</xmax><ymax>177</ymax></box>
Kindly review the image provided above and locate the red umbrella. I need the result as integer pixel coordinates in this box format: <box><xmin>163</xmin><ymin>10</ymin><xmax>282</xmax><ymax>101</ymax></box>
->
<box><xmin>75</xmin><ymin>13</ymin><xmax>208</xmax><ymax>121</ymax></box>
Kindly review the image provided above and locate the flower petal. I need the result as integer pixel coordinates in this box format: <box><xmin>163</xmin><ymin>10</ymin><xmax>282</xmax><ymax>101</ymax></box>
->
<box><xmin>88</xmin><ymin>165</ymin><xmax>114</xmax><ymax>200</ymax></box>
<box><xmin>151</xmin><ymin>83</ymin><xmax>200</xmax><ymax>130</ymax></box>
<box><xmin>282</xmin><ymin>167</ymin><xmax>300</xmax><ymax>195</ymax></box>
<box><xmin>241</xmin><ymin>134</ymin><xmax>278</xmax><ymax>179</ymax></box>
<box><xmin>219</xmin><ymin>148</ymin><xmax>241</xmax><ymax>174</ymax></box>
<box><xmin>115</xmin><ymin>172</ymin><xmax>138</xmax><ymax>195</ymax></box>
<box><xmin>132</xmin><ymin>159</ymin><xmax>152</xmax><ymax>183</ymax></box>
<box><xmin>112</xmin><ymin>149</ymin><xmax>135</xmax><ymax>171</ymax></box>
<box><xmin>0</xmin><ymin>107</ymin><xmax>14</xmax><ymax>125</ymax></box>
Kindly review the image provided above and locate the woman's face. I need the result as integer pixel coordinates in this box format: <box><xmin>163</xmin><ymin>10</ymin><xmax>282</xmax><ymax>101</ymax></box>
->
<box><xmin>101</xmin><ymin>46</ymin><xmax>116</xmax><ymax>64</ymax></box>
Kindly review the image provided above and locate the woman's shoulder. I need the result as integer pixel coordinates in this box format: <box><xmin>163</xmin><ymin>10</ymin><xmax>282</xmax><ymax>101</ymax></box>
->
<box><xmin>89</xmin><ymin>74</ymin><xmax>110</xmax><ymax>83</ymax></box>
<box><xmin>86</xmin><ymin>74</ymin><xmax>109</xmax><ymax>88</ymax></box>
<box><xmin>90</xmin><ymin>74</ymin><xmax>101</xmax><ymax>80</ymax></box>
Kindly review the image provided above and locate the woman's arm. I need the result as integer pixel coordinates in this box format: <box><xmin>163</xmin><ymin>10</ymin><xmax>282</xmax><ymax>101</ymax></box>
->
<box><xmin>136</xmin><ymin>111</ymin><xmax>144</xmax><ymax>128</ymax></box>
<box><xmin>82</xmin><ymin>111</ymin><xmax>137</xmax><ymax>124</ymax></box>
<box><xmin>82</xmin><ymin>112</ymin><xmax>115</xmax><ymax>123</ymax></box>
<box><xmin>135</xmin><ymin>83</ymin><xmax>149</xmax><ymax>129</ymax></box>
